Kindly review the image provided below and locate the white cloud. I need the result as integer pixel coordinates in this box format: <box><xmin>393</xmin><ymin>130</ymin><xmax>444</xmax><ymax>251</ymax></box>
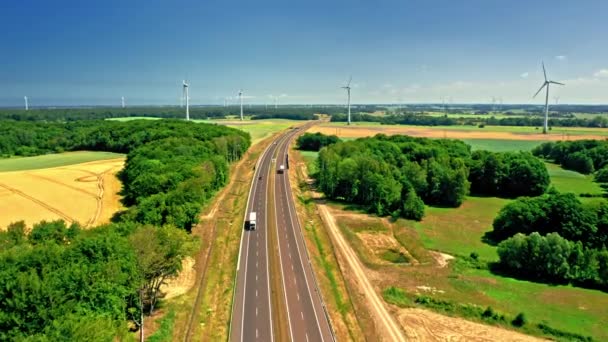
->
<box><xmin>593</xmin><ymin>69</ymin><xmax>608</xmax><ymax>78</ymax></box>
<box><xmin>520</xmin><ymin>72</ymin><xmax>529</xmax><ymax>78</ymax></box>
<box><xmin>555</xmin><ymin>55</ymin><xmax>567</xmax><ymax>61</ymax></box>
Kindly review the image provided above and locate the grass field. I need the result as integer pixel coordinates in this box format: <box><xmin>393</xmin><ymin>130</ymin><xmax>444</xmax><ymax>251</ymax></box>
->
<box><xmin>0</xmin><ymin>153</ymin><xmax>124</xmax><ymax>228</ymax></box>
<box><xmin>462</xmin><ymin>139</ymin><xmax>543</xmax><ymax>152</ymax></box>
<box><xmin>0</xmin><ymin>151</ymin><xmax>124</xmax><ymax>172</ymax></box>
<box><xmin>546</xmin><ymin>162</ymin><xmax>604</xmax><ymax>196</ymax></box>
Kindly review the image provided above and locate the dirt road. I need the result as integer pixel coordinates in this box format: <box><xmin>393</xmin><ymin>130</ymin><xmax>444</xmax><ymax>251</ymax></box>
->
<box><xmin>318</xmin><ymin>204</ymin><xmax>406</xmax><ymax>342</ymax></box>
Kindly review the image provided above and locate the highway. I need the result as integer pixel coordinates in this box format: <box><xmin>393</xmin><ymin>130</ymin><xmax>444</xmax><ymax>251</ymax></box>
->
<box><xmin>230</xmin><ymin>123</ymin><xmax>333</xmax><ymax>342</ymax></box>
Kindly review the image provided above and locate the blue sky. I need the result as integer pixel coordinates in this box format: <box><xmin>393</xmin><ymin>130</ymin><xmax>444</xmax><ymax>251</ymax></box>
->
<box><xmin>1</xmin><ymin>0</ymin><xmax>608</xmax><ymax>106</ymax></box>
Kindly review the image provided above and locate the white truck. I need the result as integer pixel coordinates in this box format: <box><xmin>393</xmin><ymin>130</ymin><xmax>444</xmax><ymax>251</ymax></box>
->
<box><xmin>247</xmin><ymin>212</ymin><xmax>257</xmax><ymax>230</ymax></box>
<box><xmin>278</xmin><ymin>164</ymin><xmax>285</xmax><ymax>174</ymax></box>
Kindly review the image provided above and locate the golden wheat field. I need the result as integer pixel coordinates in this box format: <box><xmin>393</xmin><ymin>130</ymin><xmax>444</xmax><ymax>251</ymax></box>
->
<box><xmin>0</xmin><ymin>158</ymin><xmax>125</xmax><ymax>229</ymax></box>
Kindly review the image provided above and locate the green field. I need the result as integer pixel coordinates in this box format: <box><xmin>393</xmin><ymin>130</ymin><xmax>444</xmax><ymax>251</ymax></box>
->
<box><xmin>546</xmin><ymin>162</ymin><xmax>604</xmax><ymax>196</ymax></box>
<box><xmin>0</xmin><ymin>151</ymin><xmax>124</xmax><ymax>172</ymax></box>
<box><xmin>463</xmin><ymin>139</ymin><xmax>543</xmax><ymax>152</ymax></box>
<box><xmin>218</xmin><ymin>119</ymin><xmax>299</xmax><ymax>144</ymax></box>
<box><xmin>106</xmin><ymin>116</ymin><xmax>162</xmax><ymax>121</ymax></box>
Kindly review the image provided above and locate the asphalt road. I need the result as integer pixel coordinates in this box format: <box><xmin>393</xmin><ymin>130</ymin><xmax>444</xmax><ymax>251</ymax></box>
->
<box><xmin>230</xmin><ymin>124</ymin><xmax>333</xmax><ymax>342</ymax></box>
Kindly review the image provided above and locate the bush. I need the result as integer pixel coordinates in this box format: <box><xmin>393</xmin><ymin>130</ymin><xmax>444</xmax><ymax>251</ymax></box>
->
<box><xmin>512</xmin><ymin>313</ymin><xmax>527</xmax><ymax>327</ymax></box>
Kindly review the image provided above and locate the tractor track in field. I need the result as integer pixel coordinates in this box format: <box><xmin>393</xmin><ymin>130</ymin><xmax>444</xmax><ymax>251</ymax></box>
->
<box><xmin>0</xmin><ymin>182</ymin><xmax>76</xmax><ymax>223</ymax></box>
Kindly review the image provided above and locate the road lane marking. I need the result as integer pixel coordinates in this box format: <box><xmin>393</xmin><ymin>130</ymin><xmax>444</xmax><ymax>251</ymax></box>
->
<box><xmin>281</xmin><ymin>159</ymin><xmax>327</xmax><ymax>342</ymax></box>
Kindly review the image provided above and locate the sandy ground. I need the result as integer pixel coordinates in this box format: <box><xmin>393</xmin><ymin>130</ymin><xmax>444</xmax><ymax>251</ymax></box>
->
<box><xmin>308</xmin><ymin>125</ymin><xmax>608</xmax><ymax>141</ymax></box>
<box><xmin>161</xmin><ymin>257</ymin><xmax>196</xmax><ymax>299</ymax></box>
<box><xmin>0</xmin><ymin>158</ymin><xmax>124</xmax><ymax>229</ymax></box>
<box><xmin>397</xmin><ymin>308</ymin><xmax>545</xmax><ymax>341</ymax></box>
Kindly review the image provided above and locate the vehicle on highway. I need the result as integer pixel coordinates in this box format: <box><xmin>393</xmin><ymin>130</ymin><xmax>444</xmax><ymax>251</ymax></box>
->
<box><xmin>278</xmin><ymin>164</ymin><xmax>285</xmax><ymax>174</ymax></box>
<box><xmin>246</xmin><ymin>212</ymin><xmax>257</xmax><ymax>230</ymax></box>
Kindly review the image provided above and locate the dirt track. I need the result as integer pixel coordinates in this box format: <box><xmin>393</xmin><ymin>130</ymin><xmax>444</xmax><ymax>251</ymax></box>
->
<box><xmin>318</xmin><ymin>204</ymin><xmax>406</xmax><ymax>341</ymax></box>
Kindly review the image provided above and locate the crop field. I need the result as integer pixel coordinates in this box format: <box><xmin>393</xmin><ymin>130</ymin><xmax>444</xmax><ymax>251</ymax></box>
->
<box><xmin>0</xmin><ymin>152</ymin><xmax>125</xmax><ymax>229</ymax></box>
<box><xmin>309</xmin><ymin>122</ymin><xmax>608</xmax><ymax>141</ymax></box>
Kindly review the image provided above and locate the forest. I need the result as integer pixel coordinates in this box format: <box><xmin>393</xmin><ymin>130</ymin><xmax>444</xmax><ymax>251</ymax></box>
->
<box><xmin>0</xmin><ymin>106</ymin><xmax>337</xmax><ymax>122</ymax></box>
<box><xmin>312</xmin><ymin>134</ymin><xmax>549</xmax><ymax>220</ymax></box>
<box><xmin>296</xmin><ymin>132</ymin><xmax>340</xmax><ymax>151</ymax></box>
<box><xmin>492</xmin><ymin>190</ymin><xmax>608</xmax><ymax>290</ymax></box>
<box><xmin>0</xmin><ymin>119</ymin><xmax>250</xmax><ymax>339</ymax></box>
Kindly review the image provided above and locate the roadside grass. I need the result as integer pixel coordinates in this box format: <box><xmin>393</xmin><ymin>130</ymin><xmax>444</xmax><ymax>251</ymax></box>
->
<box><xmin>0</xmin><ymin>151</ymin><xmax>124</xmax><ymax>172</ymax></box>
<box><xmin>147</xmin><ymin>309</ymin><xmax>176</xmax><ymax>342</ymax></box>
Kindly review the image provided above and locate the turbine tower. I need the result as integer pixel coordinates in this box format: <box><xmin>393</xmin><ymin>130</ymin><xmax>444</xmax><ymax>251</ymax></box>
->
<box><xmin>341</xmin><ymin>76</ymin><xmax>352</xmax><ymax>125</ymax></box>
<box><xmin>121</xmin><ymin>96</ymin><xmax>125</xmax><ymax>108</ymax></box>
<box><xmin>239</xmin><ymin>89</ymin><xmax>244</xmax><ymax>121</ymax></box>
<box><xmin>533</xmin><ymin>62</ymin><xmax>564</xmax><ymax>134</ymax></box>
<box><xmin>24</xmin><ymin>96</ymin><xmax>28</xmax><ymax>111</ymax></box>
<box><xmin>182</xmin><ymin>80</ymin><xmax>190</xmax><ymax>121</ymax></box>
<box><xmin>274</xmin><ymin>96</ymin><xmax>278</xmax><ymax>109</ymax></box>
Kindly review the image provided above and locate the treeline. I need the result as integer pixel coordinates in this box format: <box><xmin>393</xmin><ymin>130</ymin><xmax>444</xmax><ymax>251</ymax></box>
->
<box><xmin>314</xmin><ymin>134</ymin><xmax>550</xmax><ymax>220</ymax></box>
<box><xmin>0</xmin><ymin>106</ymin><xmax>331</xmax><ymax>122</ymax></box>
<box><xmin>498</xmin><ymin>232</ymin><xmax>608</xmax><ymax>290</ymax></box>
<box><xmin>330</xmin><ymin>112</ymin><xmax>608</xmax><ymax>128</ymax></box>
<box><xmin>0</xmin><ymin>220</ymin><xmax>197</xmax><ymax>340</ymax></box>
<box><xmin>296</xmin><ymin>132</ymin><xmax>340</xmax><ymax>151</ymax></box>
<box><xmin>533</xmin><ymin>140</ymin><xmax>608</xmax><ymax>175</ymax></box>
<box><xmin>491</xmin><ymin>191</ymin><xmax>608</xmax><ymax>290</ymax></box>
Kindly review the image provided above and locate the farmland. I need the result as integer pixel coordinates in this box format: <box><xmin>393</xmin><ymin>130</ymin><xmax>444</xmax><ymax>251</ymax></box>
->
<box><xmin>0</xmin><ymin>152</ymin><xmax>125</xmax><ymax>229</ymax></box>
<box><xmin>308</xmin><ymin>121</ymin><xmax>608</xmax><ymax>141</ymax></box>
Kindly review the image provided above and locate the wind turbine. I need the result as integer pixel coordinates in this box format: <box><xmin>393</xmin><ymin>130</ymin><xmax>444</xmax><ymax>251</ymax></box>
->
<box><xmin>182</xmin><ymin>80</ymin><xmax>190</xmax><ymax>121</ymax></box>
<box><xmin>24</xmin><ymin>96</ymin><xmax>28</xmax><ymax>111</ymax></box>
<box><xmin>554</xmin><ymin>96</ymin><xmax>560</xmax><ymax>105</ymax></box>
<box><xmin>533</xmin><ymin>62</ymin><xmax>564</xmax><ymax>134</ymax></box>
<box><xmin>239</xmin><ymin>89</ymin><xmax>244</xmax><ymax>121</ymax></box>
<box><xmin>121</xmin><ymin>96</ymin><xmax>125</xmax><ymax>108</ymax></box>
<box><xmin>341</xmin><ymin>76</ymin><xmax>352</xmax><ymax>125</ymax></box>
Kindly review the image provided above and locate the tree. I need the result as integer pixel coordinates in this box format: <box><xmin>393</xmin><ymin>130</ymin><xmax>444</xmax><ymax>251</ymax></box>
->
<box><xmin>129</xmin><ymin>225</ymin><xmax>198</xmax><ymax>338</ymax></box>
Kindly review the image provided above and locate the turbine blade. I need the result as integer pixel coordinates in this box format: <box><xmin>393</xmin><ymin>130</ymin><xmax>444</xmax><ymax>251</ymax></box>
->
<box><xmin>533</xmin><ymin>83</ymin><xmax>547</xmax><ymax>98</ymax></box>
<box><xmin>347</xmin><ymin>76</ymin><xmax>352</xmax><ymax>87</ymax></box>
<box><xmin>550</xmin><ymin>81</ymin><xmax>565</xmax><ymax>86</ymax></box>
<box><xmin>542</xmin><ymin>62</ymin><xmax>547</xmax><ymax>82</ymax></box>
